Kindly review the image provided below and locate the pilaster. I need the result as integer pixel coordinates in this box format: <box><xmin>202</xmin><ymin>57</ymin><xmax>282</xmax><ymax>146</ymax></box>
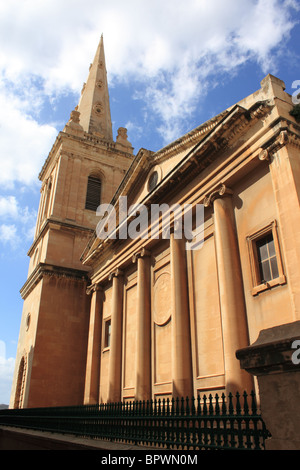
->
<box><xmin>84</xmin><ymin>284</ymin><xmax>104</xmax><ymax>405</ymax></box>
<box><xmin>257</xmin><ymin>128</ymin><xmax>300</xmax><ymax>320</ymax></box>
<box><xmin>107</xmin><ymin>269</ymin><xmax>124</xmax><ymax>403</ymax></box>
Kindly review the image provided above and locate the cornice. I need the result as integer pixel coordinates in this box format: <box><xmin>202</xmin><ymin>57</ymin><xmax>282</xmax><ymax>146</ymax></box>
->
<box><xmin>20</xmin><ymin>262</ymin><xmax>90</xmax><ymax>300</ymax></box>
<box><xmin>39</xmin><ymin>129</ymin><xmax>134</xmax><ymax>181</ymax></box>
<box><xmin>152</xmin><ymin>110</ymin><xmax>229</xmax><ymax>164</ymax></box>
<box><xmin>257</xmin><ymin>121</ymin><xmax>300</xmax><ymax>162</ymax></box>
<box><xmin>81</xmin><ymin>100</ymin><xmax>273</xmax><ymax>266</ymax></box>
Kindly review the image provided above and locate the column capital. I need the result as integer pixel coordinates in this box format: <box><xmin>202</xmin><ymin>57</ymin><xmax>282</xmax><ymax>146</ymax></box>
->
<box><xmin>108</xmin><ymin>268</ymin><xmax>124</xmax><ymax>281</ymax></box>
<box><xmin>257</xmin><ymin>129</ymin><xmax>300</xmax><ymax>164</ymax></box>
<box><xmin>162</xmin><ymin>217</ymin><xmax>184</xmax><ymax>239</ymax></box>
<box><xmin>132</xmin><ymin>248</ymin><xmax>151</xmax><ymax>263</ymax></box>
<box><xmin>86</xmin><ymin>283</ymin><xmax>103</xmax><ymax>296</ymax></box>
<box><xmin>258</xmin><ymin>148</ymin><xmax>270</xmax><ymax>162</ymax></box>
<box><xmin>204</xmin><ymin>184</ymin><xmax>233</xmax><ymax>207</ymax></box>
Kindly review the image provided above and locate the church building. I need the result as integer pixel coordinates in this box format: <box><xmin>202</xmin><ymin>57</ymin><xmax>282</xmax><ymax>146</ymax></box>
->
<box><xmin>10</xmin><ymin>37</ymin><xmax>300</xmax><ymax>408</ymax></box>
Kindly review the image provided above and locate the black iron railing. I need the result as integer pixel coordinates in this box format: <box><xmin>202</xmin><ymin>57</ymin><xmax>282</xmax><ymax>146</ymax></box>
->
<box><xmin>0</xmin><ymin>391</ymin><xmax>271</xmax><ymax>450</ymax></box>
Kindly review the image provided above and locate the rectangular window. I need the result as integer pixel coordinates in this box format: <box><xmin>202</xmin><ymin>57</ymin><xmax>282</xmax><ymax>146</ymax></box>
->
<box><xmin>256</xmin><ymin>233</ymin><xmax>279</xmax><ymax>283</ymax></box>
<box><xmin>247</xmin><ymin>221</ymin><xmax>286</xmax><ymax>295</ymax></box>
<box><xmin>104</xmin><ymin>319</ymin><xmax>111</xmax><ymax>349</ymax></box>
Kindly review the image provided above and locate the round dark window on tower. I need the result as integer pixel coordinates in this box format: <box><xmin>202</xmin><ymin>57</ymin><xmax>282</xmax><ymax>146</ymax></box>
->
<box><xmin>148</xmin><ymin>171</ymin><xmax>159</xmax><ymax>192</ymax></box>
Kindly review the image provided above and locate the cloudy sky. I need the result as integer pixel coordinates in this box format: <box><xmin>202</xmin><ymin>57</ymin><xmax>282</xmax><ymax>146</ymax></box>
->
<box><xmin>0</xmin><ymin>0</ymin><xmax>299</xmax><ymax>404</ymax></box>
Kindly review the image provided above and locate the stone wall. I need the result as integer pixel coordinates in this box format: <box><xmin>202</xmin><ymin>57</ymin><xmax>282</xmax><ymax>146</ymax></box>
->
<box><xmin>236</xmin><ymin>321</ymin><xmax>300</xmax><ymax>450</ymax></box>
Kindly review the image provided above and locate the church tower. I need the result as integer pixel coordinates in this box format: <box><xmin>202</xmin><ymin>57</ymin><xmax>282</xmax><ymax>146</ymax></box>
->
<box><xmin>10</xmin><ymin>36</ymin><xmax>134</xmax><ymax>408</ymax></box>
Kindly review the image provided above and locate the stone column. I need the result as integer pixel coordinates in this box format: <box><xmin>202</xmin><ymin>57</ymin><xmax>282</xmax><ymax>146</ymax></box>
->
<box><xmin>84</xmin><ymin>285</ymin><xmax>103</xmax><ymax>404</ymax></box>
<box><xmin>107</xmin><ymin>269</ymin><xmax>124</xmax><ymax>403</ymax></box>
<box><xmin>204</xmin><ymin>184</ymin><xmax>253</xmax><ymax>393</ymax></box>
<box><xmin>170</xmin><ymin>225</ymin><xmax>193</xmax><ymax>398</ymax></box>
<box><xmin>258</xmin><ymin>132</ymin><xmax>300</xmax><ymax>319</ymax></box>
<box><xmin>236</xmin><ymin>321</ymin><xmax>300</xmax><ymax>450</ymax></box>
<box><xmin>132</xmin><ymin>248</ymin><xmax>151</xmax><ymax>401</ymax></box>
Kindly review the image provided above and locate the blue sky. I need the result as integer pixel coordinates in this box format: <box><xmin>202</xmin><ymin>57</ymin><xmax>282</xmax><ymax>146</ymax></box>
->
<box><xmin>0</xmin><ymin>0</ymin><xmax>299</xmax><ymax>404</ymax></box>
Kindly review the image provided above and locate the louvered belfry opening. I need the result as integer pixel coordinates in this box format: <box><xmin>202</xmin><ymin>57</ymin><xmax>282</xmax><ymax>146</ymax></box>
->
<box><xmin>85</xmin><ymin>176</ymin><xmax>102</xmax><ymax>212</ymax></box>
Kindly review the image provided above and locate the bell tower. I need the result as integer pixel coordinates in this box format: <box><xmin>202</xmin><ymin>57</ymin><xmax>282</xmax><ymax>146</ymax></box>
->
<box><xmin>10</xmin><ymin>36</ymin><xmax>134</xmax><ymax>408</ymax></box>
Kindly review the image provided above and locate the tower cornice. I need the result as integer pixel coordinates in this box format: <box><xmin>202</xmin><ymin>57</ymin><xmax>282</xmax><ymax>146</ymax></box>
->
<box><xmin>20</xmin><ymin>262</ymin><xmax>90</xmax><ymax>300</ymax></box>
<box><xmin>39</xmin><ymin>128</ymin><xmax>134</xmax><ymax>182</ymax></box>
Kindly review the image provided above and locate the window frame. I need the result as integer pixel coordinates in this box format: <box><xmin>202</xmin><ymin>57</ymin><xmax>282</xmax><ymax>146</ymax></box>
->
<box><xmin>103</xmin><ymin>318</ymin><xmax>111</xmax><ymax>350</ymax></box>
<box><xmin>147</xmin><ymin>166</ymin><xmax>162</xmax><ymax>193</ymax></box>
<box><xmin>148</xmin><ymin>170</ymin><xmax>159</xmax><ymax>192</ymax></box>
<box><xmin>85</xmin><ymin>175</ymin><xmax>102</xmax><ymax>212</ymax></box>
<box><xmin>247</xmin><ymin>220</ymin><xmax>286</xmax><ymax>296</ymax></box>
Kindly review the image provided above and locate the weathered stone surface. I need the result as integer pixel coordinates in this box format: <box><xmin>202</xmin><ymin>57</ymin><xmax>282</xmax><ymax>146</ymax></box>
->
<box><xmin>10</xmin><ymin>36</ymin><xmax>300</xmax><ymax>416</ymax></box>
<box><xmin>237</xmin><ymin>321</ymin><xmax>300</xmax><ymax>450</ymax></box>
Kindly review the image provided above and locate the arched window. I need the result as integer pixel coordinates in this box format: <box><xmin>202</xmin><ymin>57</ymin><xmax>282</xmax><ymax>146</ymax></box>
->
<box><xmin>14</xmin><ymin>356</ymin><xmax>27</xmax><ymax>409</ymax></box>
<box><xmin>85</xmin><ymin>176</ymin><xmax>102</xmax><ymax>212</ymax></box>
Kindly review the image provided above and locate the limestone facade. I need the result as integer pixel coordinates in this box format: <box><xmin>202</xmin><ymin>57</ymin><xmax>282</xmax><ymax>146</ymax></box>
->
<box><xmin>10</xmin><ymin>38</ymin><xmax>300</xmax><ymax>408</ymax></box>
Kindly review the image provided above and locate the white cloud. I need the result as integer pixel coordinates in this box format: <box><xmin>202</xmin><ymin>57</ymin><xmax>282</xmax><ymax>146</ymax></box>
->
<box><xmin>0</xmin><ymin>196</ymin><xmax>19</xmax><ymax>218</ymax></box>
<box><xmin>0</xmin><ymin>224</ymin><xmax>19</xmax><ymax>248</ymax></box>
<box><xmin>0</xmin><ymin>0</ymin><xmax>298</xmax><ymax>179</ymax></box>
<box><xmin>0</xmin><ymin>83</ymin><xmax>58</xmax><ymax>188</ymax></box>
<box><xmin>94</xmin><ymin>0</ymin><xmax>299</xmax><ymax>142</ymax></box>
<box><xmin>0</xmin><ymin>0</ymin><xmax>297</xmax><ymax>90</ymax></box>
<box><xmin>0</xmin><ymin>341</ymin><xmax>15</xmax><ymax>405</ymax></box>
<box><xmin>124</xmin><ymin>121</ymin><xmax>143</xmax><ymax>141</ymax></box>
<box><xmin>0</xmin><ymin>196</ymin><xmax>37</xmax><ymax>250</ymax></box>
<box><xmin>233</xmin><ymin>0</ymin><xmax>297</xmax><ymax>72</ymax></box>
<box><xmin>0</xmin><ymin>195</ymin><xmax>37</xmax><ymax>223</ymax></box>
<box><xmin>0</xmin><ymin>356</ymin><xmax>14</xmax><ymax>404</ymax></box>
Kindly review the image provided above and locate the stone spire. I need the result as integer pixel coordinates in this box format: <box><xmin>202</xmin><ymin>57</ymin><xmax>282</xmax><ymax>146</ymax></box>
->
<box><xmin>77</xmin><ymin>34</ymin><xmax>113</xmax><ymax>141</ymax></box>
